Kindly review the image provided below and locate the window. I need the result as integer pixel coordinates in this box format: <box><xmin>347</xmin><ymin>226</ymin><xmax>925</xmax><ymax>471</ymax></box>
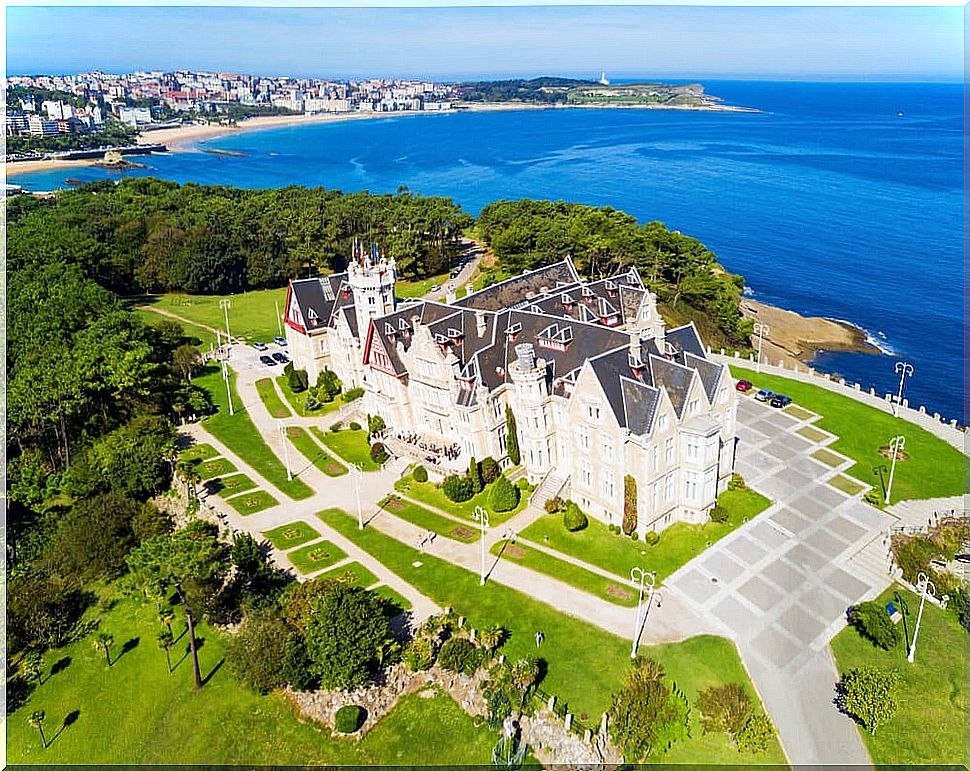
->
<box><xmin>664</xmin><ymin>437</ymin><xmax>674</xmax><ymax>464</ymax></box>
<box><xmin>580</xmin><ymin>459</ymin><xmax>592</xmax><ymax>487</ymax></box>
<box><xmin>652</xmin><ymin>481</ymin><xmax>660</xmax><ymax>509</ymax></box>
<box><xmin>684</xmin><ymin>473</ymin><xmax>698</xmax><ymax>501</ymax></box>
<box><xmin>657</xmin><ymin>414</ymin><xmax>669</xmax><ymax>432</ymax></box>
<box><xmin>664</xmin><ymin>474</ymin><xmax>674</xmax><ymax>502</ymax></box>
<box><xmin>689</xmin><ymin>398</ymin><xmax>699</xmax><ymax>415</ymax></box>
<box><xmin>368</xmin><ymin>295</ymin><xmax>376</xmax><ymax>306</ymax></box>
<box><xmin>602</xmin><ymin>470</ymin><xmax>616</xmax><ymax>499</ymax></box>
<box><xmin>601</xmin><ymin>436</ymin><xmax>614</xmax><ymax>462</ymax></box>
<box><xmin>585</xmin><ymin>401</ymin><xmax>602</xmax><ymax>422</ymax></box>
<box><xmin>498</xmin><ymin>429</ymin><xmax>507</xmax><ymax>455</ymax></box>
<box><xmin>686</xmin><ymin>436</ymin><xmax>699</xmax><ymax>460</ymax></box>
<box><xmin>652</xmin><ymin>444</ymin><xmax>660</xmax><ymax>472</ymax></box>
<box><xmin>578</xmin><ymin>428</ymin><xmax>590</xmax><ymax>450</ymax></box>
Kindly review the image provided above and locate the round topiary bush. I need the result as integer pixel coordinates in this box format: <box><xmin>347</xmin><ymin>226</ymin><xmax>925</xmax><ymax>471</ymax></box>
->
<box><xmin>630</xmin><ymin>531</ymin><xmax>639</xmax><ymax>541</ymax></box>
<box><xmin>708</xmin><ymin>504</ymin><xmax>729</xmax><ymax>524</ymax></box>
<box><xmin>330</xmin><ymin>421</ymin><xmax>343</xmax><ymax>433</ymax></box>
<box><xmin>370</xmin><ymin>442</ymin><xmax>389</xmax><ymax>464</ymax></box>
<box><xmin>349</xmin><ymin>421</ymin><xmax>362</xmax><ymax>431</ymax></box>
<box><xmin>413</xmin><ymin>465</ymin><xmax>428</xmax><ymax>483</ymax></box>
<box><xmin>442</xmin><ymin>474</ymin><xmax>474</xmax><ymax>503</ymax></box>
<box><xmin>644</xmin><ymin>531</ymin><xmax>660</xmax><ymax>545</ymax></box>
<box><xmin>563</xmin><ymin>502</ymin><xmax>588</xmax><ymax>532</ymax></box>
<box><xmin>488</xmin><ymin>475</ymin><xmax>519</xmax><ymax>513</ymax></box>
<box><xmin>334</xmin><ymin>704</ymin><xmax>366</xmax><ymax>734</ymax></box>
<box><xmin>438</xmin><ymin>637</ymin><xmax>480</xmax><ymax>675</ymax></box>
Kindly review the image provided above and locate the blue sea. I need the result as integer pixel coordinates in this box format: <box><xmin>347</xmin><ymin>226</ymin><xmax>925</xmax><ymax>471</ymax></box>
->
<box><xmin>10</xmin><ymin>81</ymin><xmax>963</xmax><ymax>422</ymax></box>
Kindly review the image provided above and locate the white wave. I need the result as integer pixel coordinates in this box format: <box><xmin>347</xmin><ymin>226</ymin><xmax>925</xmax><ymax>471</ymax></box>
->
<box><xmin>825</xmin><ymin>317</ymin><xmax>898</xmax><ymax>356</ymax></box>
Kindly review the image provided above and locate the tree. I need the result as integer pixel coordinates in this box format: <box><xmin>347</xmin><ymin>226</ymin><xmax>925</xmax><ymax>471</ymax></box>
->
<box><xmin>89</xmin><ymin>415</ymin><xmax>176</xmax><ymax>499</ymax></box>
<box><xmin>609</xmin><ymin>657</ymin><xmax>690</xmax><ymax>761</ymax></box>
<box><xmin>468</xmin><ymin>456</ymin><xmax>483</xmax><ymax>494</ymax></box>
<box><xmin>623</xmin><ymin>475</ymin><xmax>638</xmax><ymax>535</ymax></box>
<box><xmin>695</xmin><ymin>683</ymin><xmax>751</xmax><ymax>737</ymax></box>
<box><xmin>509</xmin><ymin>657</ymin><xmax>540</xmax><ymax>709</ymax></box>
<box><xmin>839</xmin><ymin>666</ymin><xmax>900</xmax><ymax>735</ymax></box>
<box><xmin>94</xmin><ymin>632</ymin><xmax>114</xmax><ymax>667</ymax></box>
<box><xmin>28</xmin><ymin>710</ymin><xmax>47</xmax><ymax>749</ymax></box>
<box><xmin>302</xmin><ymin>583</ymin><xmax>394</xmax><ymax>690</ymax></box>
<box><xmin>489</xmin><ymin>474</ymin><xmax>519</xmax><ymax>513</ymax></box>
<box><xmin>173</xmin><ymin>344</ymin><xmax>202</xmax><ymax>382</ymax></box>
<box><xmin>478</xmin><ymin>625</ymin><xmax>506</xmax><ymax>658</ymax></box>
<box><xmin>226</xmin><ymin>609</ymin><xmax>313</xmax><ymax>694</ymax></box>
<box><xmin>563</xmin><ymin>501</ymin><xmax>588</xmax><ymax>531</ymax></box>
<box><xmin>230</xmin><ymin>531</ymin><xmax>263</xmax><ymax>577</ymax></box>
<box><xmin>157</xmin><ymin>629</ymin><xmax>174</xmax><ymax>673</ymax></box>
<box><xmin>367</xmin><ymin>413</ymin><xmax>386</xmax><ymax>438</ymax></box>
<box><xmin>848</xmin><ymin>602</ymin><xmax>901</xmax><ymax>650</ymax></box>
<box><xmin>158</xmin><ymin>607</ymin><xmax>175</xmax><ymax>637</ymax></box>
<box><xmin>735</xmin><ymin>713</ymin><xmax>775</xmax><ymax>753</ymax></box>
<box><xmin>480</xmin><ymin>456</ymin><xmax>500</xmax><ymax>484</ymax></box>
<box><xmin>442</xmin><ymin>474</ymin><xmax>474</xmax><ymax>503</ymax></box>
<box><xmin>21</xmin><ymin>650</ymin><xmax>43</xmax><ymax>686</ymax></box>
<box><xmin>505</xmin><ymin>406</ymin><xmax>520</xmax><ymax>465</ymax></box>
<box><xmin>126</xmin><ymin>521</ymin><xmax>227</xmax><ymax>690</ymax></box>
<box><xmin>369</xmin><ymin>441</ymin><xmax>389</xmax><ymax>465</ymax></box>
<box><xmin>51</xmin><ymin>492</ymin><xmax>141</xmax><ymax>581</ymax></box>
<box><xmin>413</xmin><ymin>465</ymin><xmax>428</xmax><ymax>483</ymax></box>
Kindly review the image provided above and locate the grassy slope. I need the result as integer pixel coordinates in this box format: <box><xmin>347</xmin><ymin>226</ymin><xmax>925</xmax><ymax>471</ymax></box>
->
<box><xmin>7</xmin><ymin>591</ymin><xmax>502</xmax><ymax>766</ymax></box>
<box><xmin>255</xmin><ymin>378</ymin><xmax>291</xmax><ymax>418</ymax></box>
<box><xmin>286</xmin><ymin>426</ymin><xmax>348</xmax><ymax>477</ymax></box>
<box><xmin>194</xmin><ymin>365</ymin><xmax>312</xmax><ymax>500</ymax></box>
<box><xmin>829</xmin><ymin>585</ymin><xmax>966</xmax><ymax>765</ymax></box>
<box><xmin>137</xmin><ymin>288</ymin><xmax>287</xmax><ymax>344</ymax></box>
<box><xmin>394</xmin><ymin>473</ymin><xmax>533</xmax><ymax>524</ymax></box>
<box><xmin>730</xmin><ymin>365</ymin><xmax>963</xmax><ymax>503</ymax></box>
<box><xmin>379</xmin><ymin>495</ymin><xmax>477</xmax><ymax>543</ymax></box>
<box><xmin>315</xmin><ymin>428</ymin><xmax>381</xmax><ymax>471</ymax></box>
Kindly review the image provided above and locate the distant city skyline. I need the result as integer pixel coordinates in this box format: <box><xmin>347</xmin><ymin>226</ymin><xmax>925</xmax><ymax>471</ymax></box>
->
<box><xmin>7</xmin><ymin>5</ymin><xmax>962</xmax><ymax>81</ymax></box>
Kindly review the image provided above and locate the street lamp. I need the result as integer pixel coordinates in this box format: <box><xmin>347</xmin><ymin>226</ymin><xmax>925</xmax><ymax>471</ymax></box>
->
<box><xmin>884</xmin><ymin>435</ymin><xmax>905</xmax><ymax>504</ymax></box>
<box><xmin>219</xmin><ymin>299</ymin><xmax>232</xmax><ymax>349</ymax></box>
<box><xmin>893</xmin><ymin>361</ymin><xmax>914</xmax><ymax>417</ymax></box>
<box><xmin>473</xmin><ymin>506</ymin><xmax>490</xmax><ymax>586</ymax></box>
<box><xmin>274</xmin><ymin>299</ymin><xmax>283</xmax><ymax>337</ymax></box>
<box><xmin>629</xmin><ymin>567</ymin><xmax>656</xmax><ymax>658</ymax></box>
<box><xmin>220</xmin><ymin>356</ymin><xmax>234</xmax><ymax>416</ymax></box>
<box><xmin>754</xmin><ymin>322</ymin><xmax>770</xmax><ymax>374</ymax></box>
<box><xmin>350</xmin><ymin>462</ymin><xmax>364</xmax><ymax>529</ymax></box>
<box><xmin>278</xmin><ymin>423</ymin><xmax>292</xmax><ymax>481</ymax></box>
<box><xmin>908</xmin><ymin>572</ymin><xmax>947</xmax><ymax>663</ymax></box>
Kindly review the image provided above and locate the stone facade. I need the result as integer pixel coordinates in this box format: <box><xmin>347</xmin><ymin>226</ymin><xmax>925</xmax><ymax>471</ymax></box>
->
<box><xmin>286</xmin><ymin>252</ymin><xmax>737</xmax><ymax>536</ymax></box>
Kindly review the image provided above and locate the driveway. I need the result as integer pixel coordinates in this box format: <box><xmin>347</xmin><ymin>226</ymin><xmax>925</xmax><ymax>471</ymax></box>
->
<box><xmin>666</xmin><ymin>396</ymin><xmax>896</xmax><ymax>766</ymax></box>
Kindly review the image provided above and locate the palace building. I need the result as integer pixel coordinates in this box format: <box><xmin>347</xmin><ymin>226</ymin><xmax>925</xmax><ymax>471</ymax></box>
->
<box><xmin>283</xmin><ymin>247</ymin><xmax>738</xmax><ymax>536</ymax></box>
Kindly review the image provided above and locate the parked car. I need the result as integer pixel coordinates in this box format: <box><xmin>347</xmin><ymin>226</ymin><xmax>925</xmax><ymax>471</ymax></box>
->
<box><xmin>754</xmin><ymin>388</ymin><xmax>776</xmax><ymax>402</ymax></box>
<box><xmin>258</xmin><ymin>354</ymin><xmax>276</xmax><ymax>366</ymax></box>
<box><xmin>770</xmin><ymin>394</ymin><xmax>792</xmax><ymax>408</ymax></box>
<box><xmin>431</xmin><ymin>284</ymin><xmax>440</xmax><ymax>292</ymax></box>
<box><xmin>252</xmin><ymin>341</ymin><xmax>268</xmax><ymax>351</ymax></box>
<box><xmin>272</xmin><ymin>352</ymin><xmax>288</xmax><ymax>364</ymax></box>
<box><xmin>735</xmin><ymin>379</ymin><xmax>754</xmax><ymax>392</ymax></box>
<box><xmin>273</xmin><ymin>335</ymin><xmax>287</xmax><ymax>346</ymax></box>
<box><xmin>449</xmin><ymin>270</ymin><xmax>459</xmax><ymax>279</ymax></box>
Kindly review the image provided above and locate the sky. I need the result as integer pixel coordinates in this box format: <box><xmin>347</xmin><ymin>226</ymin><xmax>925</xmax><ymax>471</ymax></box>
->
<box><xmin>6</xmin><ymin>5</ymin><xmax>963</xmax><ymax>81</ymax></box>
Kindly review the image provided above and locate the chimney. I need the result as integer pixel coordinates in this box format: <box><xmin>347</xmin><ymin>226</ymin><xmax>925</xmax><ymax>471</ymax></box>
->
<box><xmin>475</xmin><ymin>311</ymin><xmax>487</xmax><ymax>337</ymax></box>
<box><xmin>515</xmin><ymin>343</ymin><xmax>536</xmax><ymax>371</ymax></box>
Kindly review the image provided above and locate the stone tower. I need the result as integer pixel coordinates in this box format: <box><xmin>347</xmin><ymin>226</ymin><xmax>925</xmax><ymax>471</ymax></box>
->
<box><xmin>348</xmin><ymin>242</ymin><xmax>397</xmax><ymax>338</ymax></box>
<box><xmin>508</xmin><ymin>342</ymin><xmax>553</xmax><ymax>481</ymax></box>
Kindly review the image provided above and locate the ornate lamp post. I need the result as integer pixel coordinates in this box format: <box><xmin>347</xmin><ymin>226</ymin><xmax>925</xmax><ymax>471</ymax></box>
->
<box><xmin>754</xmin><ymin>322</ymin><xmax>770</xmax><ymax>374</ymax></box>
<box><xmin>630</xmin><ymin>567</ymin><xmax>656</xmax><ymax>658</ymax></box>
<box><xmin>351</xmin><ymin>462</ymin><xmax>364</xmax><ymax>529</ymax></box>
<box><xmin>893</xmin><ymin>361</ymin><xmax>914</xmax><ymax>416</ymax></box>
<box><xmin>220</xmin><ymin>352</ymin><xmax>234</xmax><ymax>416</ymax></box>
<box><xmin>908</xmin><ymin>572</ymin><xmax>947</xmax><ymax>663</ymax></box>
<box><xmin>473</xmin><ymin>505</ymin><xmax>490</xmax><ymax>586</ymax></box>
<box><xmin>219</xmin><ymin>299</ymin><xmax>232</xmax><ymax>348</ymax></box>
<box><xmin>278</xmin><ymin>423</ymin><xmax>292</xmax><ymax>481</ymax></box>
<box><xmin>884</xmin><ymin>435</ymin><xmax>905</xmax><ymax>504</ymax></box>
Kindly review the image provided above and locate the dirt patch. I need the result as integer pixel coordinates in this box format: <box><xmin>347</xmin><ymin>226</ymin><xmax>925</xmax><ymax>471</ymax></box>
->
<box><xmin>504</xmin><ymin>544</ymin><xmax>527</xmax><ymax>559</ymax></box>
<box><xmin>605</xmin><ymin>584</ymin><xmax>634</xmax><ymax>601</ymax></box>
<box><xmin>878</xmin><ymin>445</ymin><xmax>910</xmax><ymax>461</ymax></box>
<box><xmin>325</xmin><ymin>464</ymin><xmax>344</xmax><ymax>475</ymax></box>
<box><xmin>451</xmin><ymin>526</ymin><xmax>476</xmax><ymax>540</ymax></box>
<box><xmin>384</xmin><ymin>498</ymin><xmax>407</xmax><ymax>511</ymax></box>
<box><xmin>273</xmin><ymin>408</ymin><xmax>289</xmax><ymax>418</ymax></box>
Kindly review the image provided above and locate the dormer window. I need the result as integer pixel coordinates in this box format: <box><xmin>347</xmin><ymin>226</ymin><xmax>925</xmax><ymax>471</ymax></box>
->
<box><xmin>581</xmin><ymin>287</ymin><xmax>594</xmax><ymax>304</ymax></box>
<box><xmin>496</xmin><ymin>366</ymin><xmax>506</xmax><ymax>379</ymax></box>
<box><xmin>307</xmin><ymin>307</ymin><xmax>320</xmax><ymax>326</ymax></box>
<box><xmin>505</xmin><ymin>322</ymin><xmax>522</xmax><ymax>342</ymax></box>
<box><xmin>605</xmin><ymin>280</ymin><xmax>618</xmax><ymax>297</ymax></box>
<box><xmin>384</xmin><ymin>322</ymin><xmax>397</xmax><ymax>338</ymax></box>
<box><xmin>628</xmin><ymin>352</ymin><xmax>644</xmax><ymax>379</ymax></box>
<box><xmin>561</xmin><ymin>292</ymin><xmax>575</xmax><ymax>310</ymax></box>
<box><xmin>447</xmin><ymin>328</ymin><xmax>463</xmax><ymax>345</ymax></box>
<box><xmin>537</xmin><ymin>323</ymin><xmax>573</xmax><ymax>352</ymax></box>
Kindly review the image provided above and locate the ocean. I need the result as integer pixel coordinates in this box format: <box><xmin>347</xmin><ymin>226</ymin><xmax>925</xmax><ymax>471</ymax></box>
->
<box><xmin>10</xmin><ymin>81</ymin><xmax>963</xmax><ymax>422</ymax></box>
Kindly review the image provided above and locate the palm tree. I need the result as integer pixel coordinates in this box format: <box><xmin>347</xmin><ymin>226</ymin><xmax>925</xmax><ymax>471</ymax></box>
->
<box><xmin>157</xmin><ymin>630</ymin><xmax>174</xmax><ymax>673</ymax></box>
<box><xmin>28</xmin><ymin>710</ymin><xmax>47</xmax><ymax>748</ymax></box>
<box><xmin>478</xmin><ymin>625</ymin><xmax>506</xmax><ymax>659</ymax></box>
<box><xmin>159</xmin><ymin>608</ymin><xmax>175</xmax><ymax>637</ymax></box>
<box><xmin>510</xmin><ymin>658</ymin><xmax>540</xmax><ymax>710</ymax></box>
<box><xmin>21</xmin><ymin>650</ymin><xmax>43</xmax><ymax>685</ymax></box>
<box><xmin>94</xmin><ymin>633</ymin><xmax>114</xmax><ymax>667</ymax></box>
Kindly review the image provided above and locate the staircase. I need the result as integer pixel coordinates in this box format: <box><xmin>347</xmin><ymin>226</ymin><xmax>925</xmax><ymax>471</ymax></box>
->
<box><xmin>887</xmin><ymin>496</ymin><xmax>964</xmax><ymax>533</ymax></box>
<box><xmin>530</xmin><ymin>469</ymin><xmax>569</xmax><ymax>510</ymax></box>
<box><xmin>847</xmin><ymin>532</ymin><xmax>895</xmax><ymax>589</ymax></box>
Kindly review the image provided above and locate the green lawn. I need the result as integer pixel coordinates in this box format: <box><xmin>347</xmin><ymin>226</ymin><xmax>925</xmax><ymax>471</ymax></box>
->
<box><xmin>314</xmin><ymin>427</ymin><xmax>381</xmax><ymax>471</ymax></box>
<box><xmin>394</xmin><ymin>473</ymin><xmax>534</xmax><ymax>525</ymax></box>
<box><xmin>395</xmin><ymin>273</ymin><xmax>448</xmax><ymax>299</ymax></box>
<box><xmin>179</xmin><ymin>442</ymin><xmax>219</xmax><ymax>462</ymax></box>
<box><xmin>521</xmin><ymin>487</ymin><xmax>772</xmax><ymax>583</ymax></box>
<box><xmin>828</xmin><ymin>474</ymin><xmax>867</xmax><ymax>496</ymax></box>
<box><xmin>133</xmin><ymin>305</ymin><xmax>218</xmax><ymax>350</ymax></box>
<box><xmin>286</xmin><ymin>426</ymin><xmax>348</xmax><ymax>477</ymax></box>
<box><xmin>812</xmin><ymin>448</ymin><xmax>845</xmax><ymax>468</ymax></box>
<box><xmin>275</xmin><ymin>376</ymin><xmax>343</xmax><ymax>419</ymax></box>
<box><xmin>286</xmin><ymin>540</ymin><xmax>349</xmax><ymax>575</ymax></box>
<box><xmin>370</xmin><ymin>585</ymin><xmax>414</xmax><ymax>613</ymax></box>
<box><xmin>830</xmin><ymin>585</ymin><xmax>966</xmax><ymax>765</ymax></box>
<box><xmin>137</xmin><ymin>288</ymin><xmax>287</xmax><ymax>344</ymax></box>
<box><xmin>7</xmin><ymin>587</ymin><xmax>505</xmax><ymax>765</ymax></box>
<box><xmin>197</xmin><ymin>457</ymin><xmax>237</xmax><ymax>480</ymax></box>
<box><xmin>379</xmin><ymin>495</ymin><xmax>477</xmax><ymax>543</ymax></box>
<box><xmin>315</xmin><ymin>560</ymin><xmax>380</xmax><ymax>588</ymax></box>
<box><xmin>225</xmin><ymin>489</ymin><xmax>279</xmax><ymax>516</ymax></box>
<box><xmin>208</xmin><ymin>473</ymin><xmax>257</xmax><ymax>498</ymax></box>
<box><xmin>262</xmin><ymin>520</ymin><xmax>321</xmax><ymax>550</ymax></box>
<box><xmin>255</xmin><ymin>378</ymin><xmax>291</xmax><ymax>418</ymax></box>
<box><xmin>194</xmin><ymin>365</ymin><xmax>313</xmax><ymax>500</ymax></box>
<box><xmin>730</xmin><ymin>365</ymin><xmax>964</xmax><ymax>503</ymax></box>
<box><xmin>489</xmin><ymin>539</ymin><xmax>638</xmax><ymax>607</ymax></box>
<box><xmin>797</xmin><ymin>425</ymin><xmax>829</xmax><ymax>443</ymax></box>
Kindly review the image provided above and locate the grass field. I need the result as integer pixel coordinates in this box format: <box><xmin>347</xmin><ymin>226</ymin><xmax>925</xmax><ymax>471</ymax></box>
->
<box><xmin>197</xmin><ymin>457</ymin><xmax>237</xmax><ymax>480</ymax></box>
<box><xmin>225</xmin><ymin>489</ymin><xmax>278</xmax><ymax>516</ymax></box>
<box><xmin>394</xmin><ymin>473</ymin><xmax>533</xmax><ymax>525</ymax></box>
<box><xmin>133</xmin><ymin>306</ymin><xmax>218</xmax><ymax>350</ymax></box>
<box><xmin>521</xmin><ymin>487</ymin><xmax>772</xmax><ymax>583</ymax></box>
<box><xmin>208</xmin><ymin>473</ymin><xmax>257</xmax><ymax>498</ymax></box>
<box><xmin>315</xmin><ymin>560</ymin><xmax>380</xmax><ymax>588</ymax></box>
<box><xmin>286</xmin><ymin>426</ymin><xmax>348</xmax><ymax>477</ymax></box>
<box><xmin>137</xmin><ymin>288</ymin><xmax>287</xmax><ymax>344</ymax></box>
<box><xmin>7</xmin><ymin>588</ymin><xmax>505</xmax><ymax>766</ymax></box>
<box><xmin>395</xmin><ymin>273</ymin><xmax>448</xmax><ymax>299</ymax></box>
<box><xmin>371</xmin><ymin>585</ymin><xmax>414</xmax><ymax>613</ymax></box>
<box><xmin>314</xmin><ymin>427</ymin><xmax>381</xmax><ymax>471</ymax></box>
<box><xmin>830</xmin><ymin>585</ymin><xmax>966</xmax><ymax>765</ymax></box>
<box><xmin>275</xmin><ymin>376</ymin><xmax>343</xmax><ymax>419</ymax></box>
<box><xmin>730</xmin><ymin>365</ymin><xmax>964</xmax><ymax>503</ymax></box>
<box><xmin>379</xmin><ymin>495</ymin><xmax>477</xmax><ymax>543</ymax></box>
<box><xmin>255</xmin><ymin>378</ymin><xmax>291</xmax><ymax>418</ymax></box>
<box><xmin>179</xmin><ymin>442</ymin><xmax>219</xmax><ymax>462</ymax></box>
<box><xmin>262</xmin><ymin>520</ymin><xmax>321</xmax><ymax>550</ymax></box>
<box><xmin>490</xmin><ymin>538</ymin><xmax>638</xmax><ymax>607</ymax></box>
<box><xmin>286</xmin><ymin>540</ymin><xmax>349</xmax><ymax>575</ymax></box>
<box><xmin>194</xmin><ymin>365</ymin><xmax>313</xmax><ymax>500</ymax></box>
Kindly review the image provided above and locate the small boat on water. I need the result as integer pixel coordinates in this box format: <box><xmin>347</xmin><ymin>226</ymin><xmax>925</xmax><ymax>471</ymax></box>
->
<box><xmin>896</xmin><ymin>110</ymin><xmax>904</xmax><ymax>117</ymax></box>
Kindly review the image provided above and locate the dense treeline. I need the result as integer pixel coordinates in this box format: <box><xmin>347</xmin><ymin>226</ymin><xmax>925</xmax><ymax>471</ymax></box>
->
<box><xmin>456</xmin><ymin>77</ymin><xmax>593</xmax><ymax>104</ymax></box>
<box><xmin>7</xmin><ymin>178</ymin><xmax>472</xmax><ymax>295</ymax></box>
<box><xmin>476</xmin><ymin>199</ymin><xmax>752</xmax><ymax>345</ymax></box>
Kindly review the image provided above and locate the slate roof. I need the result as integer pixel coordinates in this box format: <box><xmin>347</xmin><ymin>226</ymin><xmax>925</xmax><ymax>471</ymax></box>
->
<box><xmin>684</xmin><ymin>351</ymin><xmax>724</xmax><ymax>403</ymax></box>
<box><xmin>455</xmin><ymin>259</ymin><xmax>581</xmax><ymax>312</ymax></box>
<box><xmin>647</xmin><ymin>354</ymin><xmax>696</xmax><ymax>419</ymax></box>
<box><xmin>620</xmin><ymin>377</ymin><xmax>662</xmax><ymax>436</ymax></box>
<box><xmin>290</xmin><ymin>277</ymin><xmax>338</xmax><ymax>334</ymax></box>
<box><xmin>665</xmin><ymin>322</ymin><xmax>706</xmax><ymax>360</ymax></box>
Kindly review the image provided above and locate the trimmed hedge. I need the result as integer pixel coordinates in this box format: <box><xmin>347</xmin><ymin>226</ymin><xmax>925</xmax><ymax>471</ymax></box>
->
<box><xmin>489</xmin><ymin>474</ymin><xmax>519</xmax><ymax>513</ymax></box>
<box><xmin>334</xmin><ymin>704</ymin><xmax>366</xmax><ymax>734</ymax></box>
<box><xmin>413</xmin><ymin>465</ymin><xmax>428</xmax><ymax>483</ymax></box>
<box><xmin>442</xmin><ymin>474</ymin><xmax>474</xmax><ymax>503</ymax></box>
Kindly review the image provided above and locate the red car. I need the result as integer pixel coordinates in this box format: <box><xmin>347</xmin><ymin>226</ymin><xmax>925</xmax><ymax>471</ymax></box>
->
<box><xmin>735</xmin><ymin>379</ymin><xmax>754</xmax><ymax>392</ymax></box>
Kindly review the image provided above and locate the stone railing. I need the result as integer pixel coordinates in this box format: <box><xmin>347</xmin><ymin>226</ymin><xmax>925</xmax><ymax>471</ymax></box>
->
<box><xmin>710</xmin><ymin>349</ymin><xmax>968</xmax><ymax>455</ymax></box>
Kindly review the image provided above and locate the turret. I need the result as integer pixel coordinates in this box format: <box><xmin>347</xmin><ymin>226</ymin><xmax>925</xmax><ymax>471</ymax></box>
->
<box><xmin>348</xmin><ymin>242</ymin><xmax>397</xmax><ymax>338</ymax></box>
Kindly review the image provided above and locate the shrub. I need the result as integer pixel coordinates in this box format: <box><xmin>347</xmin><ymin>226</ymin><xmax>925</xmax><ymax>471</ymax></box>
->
<box><xmin>505</xmin><ymin>406</ymin><xmax>520</xmax><ymax>465</ymax></box>
<box><xmin>644</xmin><ymin>531</ymin><xmax>660</xmax><ymax>546</ymax></box>
<box><xmin>304</xmin><ymin>391</ymin><xmax>322</xmax><ymax>411</ymax></box>
<box><xmin>727</xmin><ymin>473</ymin><xmax>746</xmax><ymax>491</ymax></box>
<box><xmin>468</xmin><ymin>456</ymin><xmax>484</xmax><ymax>494</ymax></box>
<box><xmin>630</xmin><ymin>531</ymin><xmax>639</xmax><ymax>541</ymax></box>
<box><xmin>544</xmin><ymin>496</ymin><xmax>565</xmax><ymax>514</ymax></box>
<box><xmin>839</xmin><ymin>666</ymin><xmax>900</xmax><ymax>735</ymax></box>
<box><xmin>317</xmin><ymin>368</ymin><xmax>343</xmax><ymax>401</ymax></box>
<box><xmin>438</xmin><ymin>637</ymin><xmax>480</xmax><ymax>675</ymax></box>
<box><xmin>563</xmin><ymin>501</ymin><xmax>588</xmax><ymax>532</ymax></box>
<box><xmin>480</xmin><ymin>457</ymin><xmax>500</xmax><ymax>484</ymax></box>
<box><xmin>489</xmin><ymin>475</ymin><xmax>519</xmax><ymax>513</ymax></box>
<box><xmin>288</xmin><ymin>366</ymin><xmax>308</xmax><ymax>393</ymax></box>
<box><xmin>334</xmin><ymin>704</ymin><xmax>366</xmax><ymax>734</ymax></box>
<box><xmin>402</xmin><ymin>637</ymin><xmax>435</xmax><ymax>672</ymax></box>
<box><xmin>349</xmin><ymin>421</ymin><xmax>362</xmax><ymax>431</ymax></box>
<box><xmin>370</xmin><ymin>442</ymin><xmax>389</xmax><ymax>464</ymax></box>
<box><xmin>848</xmin><ymin>601</ymin><xmax>900</xmax><ymax>650</ymax></box>
<box><xmin>330</xmin><ymin>421</ymin><xmax>343</xmax><ymax>433</ymax></box>
<box><xmin>609</xmin><ymin>657</ymin><xmax>690</xmax><ymax>761</ymax></box>
<box><xmin>946</xmin><ymin>586</ymin><xmax>970</xmax><ymax>632</ymax></box>
<box><xmin>442</xmin><ymin>474</ymin><xmax>474</xmax><ymax>503</ymax></box>
<box><xmin>863</xmin><ymin>490</ymin><xmax>884</xmax><ymax>508</ymax></box>
<box><xmin>367</xmin><ymin>414</ymin><xmax>386</xmax><ymax>437</ymax></box>
<box><xmin>342</xmin><ymin>387</ymin><xmax>364</xmax><ymax>403</ymax></box>
<box><xmin>735</xmin><ymin>713</ymin><xmax>775</xmax><ymax>753</ymax></box>
<box><xmin>413</xmin><ymin>465</ymin><xmax>428</xmax><ymax>483</ymax></box>
<box><xmin>709</xmin><ymin>505</ymin><xmax>729</xmax><ymax>524</ymax></box>
<box><xmin>226</xmin><ymin>610</ymin><xmax>314</xmax><ymax>694</ymax></box>
<box><xmin>696</xmin><ymin>683</ymin><xmax>751</xmax><ymax>737</ymax></box>
<box><xmin>623</xmin><ymin>475</ymin><xmax>638</xmax><ymax>535</ymax></box>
